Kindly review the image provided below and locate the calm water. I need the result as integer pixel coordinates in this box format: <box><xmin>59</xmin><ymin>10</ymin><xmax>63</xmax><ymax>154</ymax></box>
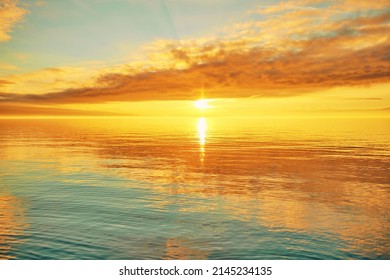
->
<box><xmin>0</xmin><ymin>117</ymin><xmax>389</xmax><ymax>260</ymax></box>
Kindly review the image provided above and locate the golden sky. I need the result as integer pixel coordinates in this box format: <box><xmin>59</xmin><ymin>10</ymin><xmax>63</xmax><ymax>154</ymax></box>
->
<box><xmin>0</xmin><ymin>0</ymin><xmax>389</xmax><ymax>117</ymax></box>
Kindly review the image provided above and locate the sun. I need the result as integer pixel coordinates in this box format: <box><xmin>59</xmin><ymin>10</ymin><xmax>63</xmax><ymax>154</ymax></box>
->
<box><xmin>194</xmin><ymin>99</ymin><xmax>209</xmax><ymax>109</ymax></box>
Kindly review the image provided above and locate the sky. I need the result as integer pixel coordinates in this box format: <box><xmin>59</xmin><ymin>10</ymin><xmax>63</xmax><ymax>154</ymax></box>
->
<box><xmin>0</xmin><ymin>0</ymin><xmax>389</xmax><ymax>117</ymax></box>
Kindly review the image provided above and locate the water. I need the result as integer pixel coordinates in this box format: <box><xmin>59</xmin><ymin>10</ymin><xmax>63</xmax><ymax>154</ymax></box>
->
<box><xmin>0</xmin><ymin>117</ymin><xmax>389</xmax><ymax>259</ymax></box>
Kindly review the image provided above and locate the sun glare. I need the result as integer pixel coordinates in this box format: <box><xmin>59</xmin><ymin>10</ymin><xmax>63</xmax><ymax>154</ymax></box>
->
<box><xmin>194</xmin><ymin>99</ymin><xmax>209</xmax><ymax>110</ymax></box>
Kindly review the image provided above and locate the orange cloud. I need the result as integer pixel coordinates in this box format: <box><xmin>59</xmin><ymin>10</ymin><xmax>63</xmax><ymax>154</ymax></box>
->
<box><xmin>0</xmin><ymin>79</ymin><xmax>14</xmax><ymax>86</ymax></box>
<box><xmin>0</xmin><ymin>0</ymin><xmax>28</xmax><ymax>42</ymax></box>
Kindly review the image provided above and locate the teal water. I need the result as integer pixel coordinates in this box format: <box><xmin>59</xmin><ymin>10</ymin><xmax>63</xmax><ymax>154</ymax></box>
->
<box><xmin>0</xmin><ymin>117</ymin><xmax>389</xmax><ymax>259</ymax></box>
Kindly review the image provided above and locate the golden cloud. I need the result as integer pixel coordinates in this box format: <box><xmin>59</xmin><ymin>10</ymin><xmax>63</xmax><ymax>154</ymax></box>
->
<box><xmin>0</xmin><ymin>0</ymin><xmax>28</xmax><ymax>42</ymax></box>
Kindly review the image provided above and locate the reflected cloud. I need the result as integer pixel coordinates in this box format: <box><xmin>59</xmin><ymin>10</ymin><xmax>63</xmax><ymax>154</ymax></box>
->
<box><xmin>0</xmin><ymin>193</ymin><xmax>26</xmax><ymax>259</ymax></box>
<box><xmin>0</xmin><ymin>117</ymin><xmax>389</xmax><ymax>258</ymax></box>
<box><xmin>164</xmin><ymin>238</ymin><xmax>208</xmax><ymax>260</ymax></box>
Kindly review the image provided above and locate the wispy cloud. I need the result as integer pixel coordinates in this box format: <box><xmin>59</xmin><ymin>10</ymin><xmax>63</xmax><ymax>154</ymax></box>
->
<box><xmin>341</xmin><ymin>97</ymin><xmax>383</xmax><ymax>101</ymax></box>
<box><xmin>0</xmin><ymin>62</ymin><xmax>19</xmax><ymax>70</ymax></box>
<box><xmin>0</xmin><ymin>0</ymin><xmax>29</xmax><ymax>42</ymax></box>
<box><xmin>0</xmin><ymin>102</ymin><xmax>126</xmax><ymax>116</ymax></box>
<box><xmin>254</xmin><ymin>0</ymin><xmax>327</xmax><ymax>14</ymax></box>
<box><xmin>0</xmin><ymin>79</ymin><xmax>14</xmax><ymax>86</ymax></box>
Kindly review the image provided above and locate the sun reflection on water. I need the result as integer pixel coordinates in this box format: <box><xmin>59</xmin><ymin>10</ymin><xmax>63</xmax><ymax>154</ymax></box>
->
<box><xmin>197</xmin><ymin>117</ymin><xmax>207</xmax><ymax>163</ymax></box>
<box><xmin>0</xmin><ymin>118</ymin><xmax>389</xmax><ymax>259</ymax></box>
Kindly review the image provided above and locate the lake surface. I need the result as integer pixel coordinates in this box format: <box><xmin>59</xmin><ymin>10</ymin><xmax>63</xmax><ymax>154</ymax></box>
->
<box><xmin>0</xmin><ymin>117</ymin><xmax>389</xmax><ymax>259</ymax></box>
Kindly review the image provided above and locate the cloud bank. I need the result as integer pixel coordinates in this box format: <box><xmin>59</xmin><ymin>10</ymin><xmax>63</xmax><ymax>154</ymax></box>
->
<box><xmin>0</xmin><ymin>0</ymin><xmax>389</xmax><ymax>106</ymax></box>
